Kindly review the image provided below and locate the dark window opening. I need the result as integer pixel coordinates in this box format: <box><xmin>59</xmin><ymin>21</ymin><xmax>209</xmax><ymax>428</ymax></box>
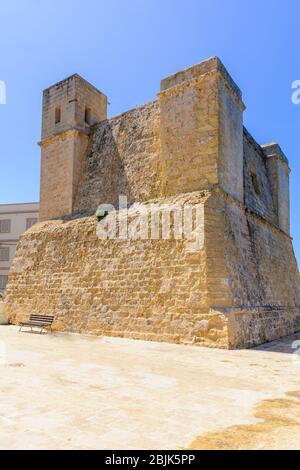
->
<box><xmin>0</xmin><ymin>219</ymin><xmax>11</xmax><ymax>233</ymax></box>
<box><xmin>85</xmin><ymin>107</ymin><xmax>91</xmax><ymax>125</ymax></box>
<box><xmin>55</xmin><ymin>106</ymin><xmax>61</xmax><ymax>124</ymax></box>
<box><xmin>251</xmin><ymin>171</ymin><xmax>261</xmax><ymax>196</ymax></box>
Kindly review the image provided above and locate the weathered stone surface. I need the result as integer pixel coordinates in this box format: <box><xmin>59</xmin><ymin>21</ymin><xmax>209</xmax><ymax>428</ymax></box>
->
<box><xmin>5</xmin><ymin>56</ymin><xmax>300</xmax><ymax>348</ymax></box>
<box><xmin>0</xmin><ymin>301</ymin><xmax>8</xmax><ymax>325</ymax></box>
<box><xmin>74</xmin><ymin>101</ymin><xmax>161</xmax><ymax>212</ymax></box>
<box><xmin>5</xmin><ymin>190</ymin><xmax>300</xmax><ymax>348</ymax></box>
<box><xmin>40</xmin><ymin>75</ymin><xmax>108</xmax><ymax>221</ymax></box>
<box><xmin>7</xmin><ymin>194</ymin><xmax>227</xmax><ymax>348</ymax></box>
<box><xmin>243</xmin><ymin>129</ymin><xmax>277</xmax><ymax>224</ymax></box>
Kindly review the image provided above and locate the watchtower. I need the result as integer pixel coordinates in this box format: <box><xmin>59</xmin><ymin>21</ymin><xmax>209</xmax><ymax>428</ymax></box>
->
<box><xmin>39</xmin><ymin>74</ymin><xmax>107</xmax><ymax>221</ymax></box>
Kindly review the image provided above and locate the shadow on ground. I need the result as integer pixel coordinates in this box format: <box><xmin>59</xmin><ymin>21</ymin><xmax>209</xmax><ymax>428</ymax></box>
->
<box><xmin>252</xmin><ymin>332</ymin><xmax>300</xmax><ymax>355</ymax></box>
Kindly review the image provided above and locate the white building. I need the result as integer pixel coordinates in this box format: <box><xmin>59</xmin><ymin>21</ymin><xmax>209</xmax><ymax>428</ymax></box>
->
<box><xmin>0</xmin><ymin>203</ymin><xmax>39</xmax><ymax>296</ymax></box>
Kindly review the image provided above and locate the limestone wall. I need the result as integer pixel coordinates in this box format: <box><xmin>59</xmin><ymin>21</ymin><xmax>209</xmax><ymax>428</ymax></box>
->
<box><xmin>263</xmin><ymin>143</ymin><xmax>291</xmax><ymax>235</ymax></box>
<box><xmin>205</xmin><ymin>190</ymin><xmax>300</xmax><ymax>307</ymax></box>
<box><xmin>5</xmin><ymin>56</ymin><xmax>300</xmax><ymax>349</ymax></box>
<box><xmin>74</xmin><ymin>57</ymin><xmax>246</xmax><ymax>215</ymax></box>
<box><xmin>205</xmin><ymin>190</ymin><xmax>300</xmax><ymax>347</ymax></box>
<box><xmin>40</xmin><ymin>74</ymin><xmax>107</xmax><ymax>221</ymax></box>
<box><xmin>6</xmin><ymin>189</ymin><xmax>300</xmax><ymax>349</ymax></box>
<box><xmin>40</xmin><ymin>131</ymin><xmax>89</xmax><ymax>221</ymax></box>
<box><xmin>74</xmin><ymin>101</ymin><xmax>161</xmax><ymax>213</ymax></box>
<box><xmin>243</xmin><ymin>129</ymin><xmax>277</xmax><ymax>225</ymax></box>
<box><xmin>158</xmin><ymin>57</ymin><xmax>244</xmax><ymax>202</ymax></box>
<box><xmin>159</xmin><ymin>70</ymin><xmax>220</xmax><ymax>196</ymax></box>
<box><xmin>6</xmin><ymin>193</ymin><xmax>231</xmax><ymax>348</ymax></box>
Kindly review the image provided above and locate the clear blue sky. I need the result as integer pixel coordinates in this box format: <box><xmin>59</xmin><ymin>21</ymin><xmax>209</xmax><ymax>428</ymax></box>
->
<box><xmin>0</xmin><ymin>0</ymin><xmax>299</xmax><ymax>261</ymax></box>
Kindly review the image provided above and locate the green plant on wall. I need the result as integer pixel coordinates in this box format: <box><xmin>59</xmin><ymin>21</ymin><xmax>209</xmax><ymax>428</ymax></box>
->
<box><xmin>96</xmin><ymin>209</ymin><xmax>109</xmax><ymax>222</ymax></box>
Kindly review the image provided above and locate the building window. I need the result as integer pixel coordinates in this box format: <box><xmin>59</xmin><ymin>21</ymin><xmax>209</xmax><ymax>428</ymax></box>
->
<box><xmin>0</xmin><ymin>219</ymin><xmax>11</xmax><ymax>233</ymax></box>
<box><xmin>0</xmin><ymin>275</ymin><xmax>8</xmax><ymax>290</ymax></box>
<box><xmin>55</xmin><ymin>106</ymin><xmax>61</xmax><ymax>124</ymax></box>
<box><xmin>26</xmin><ymin>218</ymin><xmax>38</xmax><ymax>230</ymax></box>
<box><xmin>0</xmin><ymin>247</ymin><xmax>9</xmax><ymax>262</ymax></box>
<box><xmin>251</xmin><ymin>171</ymin><xmax>261</xmax><ymax>196</ymax></box>
<box><xmin>85</xmin><ymin>107</ymin><xmax>91</xmax><ymax>125</ymax></box>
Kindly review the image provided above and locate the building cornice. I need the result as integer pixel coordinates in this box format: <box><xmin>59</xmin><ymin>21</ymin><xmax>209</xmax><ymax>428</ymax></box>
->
<box><xmin>39</xmin><ymin>127</ymin><xmax>90</xmax><ymax>147</ymax></box>
<box><xmin>0</xmin><ymin>210</ymin><xmax>39</xmax><ymax>216</ymax></box>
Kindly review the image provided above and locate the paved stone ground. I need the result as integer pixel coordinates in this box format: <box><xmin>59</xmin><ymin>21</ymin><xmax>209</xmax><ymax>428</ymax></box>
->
<box><xmin>1</xmin><ymin>326</ymin><xmax>300</xmax><ymax>450</ymax></box>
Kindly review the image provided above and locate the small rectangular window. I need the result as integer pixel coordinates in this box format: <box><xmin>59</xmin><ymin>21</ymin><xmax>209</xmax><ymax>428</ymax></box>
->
<box><xmin>85</xmin><ymin>107</ymin><xmax>91</xmax><ymax>125</ymax></box>
<box><xmin>0</xmin><ymin>275</ymin><xmax>8</xmax><ymax>290</ymax></box>
<box><xmin>26</xmin><ymin>218</ymin><xmax>38</xmax><ymax>230</ymax></box>
<box><xmin>0</xmin><ymin>247</ymin><xmax>9</xmax><ymax>262</ymax></box>
<box><xmin>251</xmin><ymin>171</ymin><xmax>261</xmax><ymax>196</ymax></box>
<box><xmin>55</xmin><ymin>106</ymin><xmax>61</xmax><ymax>124</ymax></box>
<box><xmin>0</xmin><ymin>219</ymin><xmax>11</xmax><ymax>233</ymax></box>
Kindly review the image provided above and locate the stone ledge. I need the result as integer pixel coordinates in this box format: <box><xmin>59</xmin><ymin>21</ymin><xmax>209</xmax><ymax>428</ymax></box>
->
<box><xmin>262</xmin><ymin>142</ymin><xmax>290</xmax><ymax>168</ymax></box>
<box><xmin>38</xmin><ymin>127</ymin><xmax>90</xmax><ymax>147</ymax></box>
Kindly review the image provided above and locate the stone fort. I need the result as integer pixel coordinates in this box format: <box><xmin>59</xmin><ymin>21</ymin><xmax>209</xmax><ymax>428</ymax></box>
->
<box><xmin>5</xmin><ymin>57</ymin><xmax>300</xmax><ymax>348</ymax></box>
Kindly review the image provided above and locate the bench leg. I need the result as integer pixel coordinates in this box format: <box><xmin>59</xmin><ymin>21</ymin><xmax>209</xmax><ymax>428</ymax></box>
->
<box><xmin>19</xmin><ymin>324</ymin><xmax>52</xmax><ymax>334</ymax></box>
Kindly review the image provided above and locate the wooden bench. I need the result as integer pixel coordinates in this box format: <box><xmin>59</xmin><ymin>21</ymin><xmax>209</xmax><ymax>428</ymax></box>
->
<box><xmin>19</xmin><ymin>315</ymin><xmax>54</xmax><ymax>334</ymax></box>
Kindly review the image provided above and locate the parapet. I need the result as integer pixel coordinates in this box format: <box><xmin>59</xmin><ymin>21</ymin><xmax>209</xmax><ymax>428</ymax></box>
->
<box><xmin>160</xmin><ymin>56</ymin><xmax>244</xmax><ymax>109</ymax></box>
<box><xmin>262</xmin><ymin>142</ymin><xmax>290</xmax><ymax>168</ymax></box>
<box><xmin>262</xmin><ymin>142</ymin><xmax>290</xmax><ymax>234</ymax></box>
<box><xmin>158</xmin><ymin>56</ymin><xmax>245</xmax><ymax>202</ymax></box>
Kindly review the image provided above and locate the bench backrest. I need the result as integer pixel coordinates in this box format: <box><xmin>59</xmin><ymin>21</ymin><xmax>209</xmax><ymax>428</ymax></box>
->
<box><xmin>29</xmin><ymin>314</ymin><xmax>54</xmax><ymax>324</ymax></box>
